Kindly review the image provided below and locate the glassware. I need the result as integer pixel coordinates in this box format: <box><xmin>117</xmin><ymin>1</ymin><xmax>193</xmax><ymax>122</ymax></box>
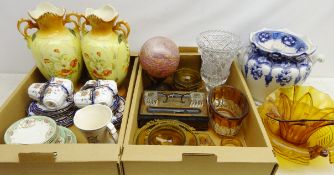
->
<box><xmin>139</xmin><ymin>91</ymin><xmax>209</xmax><ymax>130</ymax></box>
<box><xmin>220</xmin><ymin>136</ymin><xmax>244</xmax><ymax>147</ymax></box>
<box><xmin>148</xmin><ymin>125</ymin><xmax>186</xmax><ymax>145</ymax></box>
<box><xmin>258</xmin><ymin>85</ymin><xmax>334</xmax><ymax>164</ymax></box>
<box><xmin>173</xmin><ymin>68</ymin><xmax>202</xmax><ymax>91</ymax></box>
<box><xmin>134</xmin><ymin>120</ymin><xmax>198</xmax><ymax>145</ymax></box>
<box><xmin>208</xmin><ymin>85</ymin><xmax>249</xmax><ymax>136</ymax></box>
<box><xmin>196</xmin><ymin>30</ymin><xmax>241</xmax><ymax>90</ymax></box>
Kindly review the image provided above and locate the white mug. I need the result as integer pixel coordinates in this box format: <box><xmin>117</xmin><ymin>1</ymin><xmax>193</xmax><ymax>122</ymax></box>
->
<box><xmin>73</xmin><ymin>104</ymin><xmax>118</xmax><ymax>143</ymax></box>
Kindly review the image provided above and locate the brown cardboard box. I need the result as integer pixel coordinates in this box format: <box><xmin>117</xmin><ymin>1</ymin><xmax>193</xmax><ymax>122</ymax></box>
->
<box><xmin>121</xmin><ymin>48</ymin><xmax>278</xmax><ymax>175</ymax></box>
<box><xmin>0</xmin><ymin>57</ymin><xmax>138</xmax><ymax>175</ymax></box>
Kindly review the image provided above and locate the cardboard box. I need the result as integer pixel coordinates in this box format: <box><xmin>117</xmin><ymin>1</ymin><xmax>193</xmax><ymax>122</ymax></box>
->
<box><xmin>0</xmin><ymin>57</ymin><xmax>139</xmax><ymax>175</ymax></box>
<box><xmin>121</xmin><ymin>48</ymin><xmax>278</xmax><ymax>175</ymax></box>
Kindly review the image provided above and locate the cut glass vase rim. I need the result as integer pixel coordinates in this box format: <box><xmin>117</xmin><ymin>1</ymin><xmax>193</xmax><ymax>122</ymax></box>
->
<box><xmin>196</xmin><ymin>30</ymin><xmax>241</xmax><ymax>53</ymax></box>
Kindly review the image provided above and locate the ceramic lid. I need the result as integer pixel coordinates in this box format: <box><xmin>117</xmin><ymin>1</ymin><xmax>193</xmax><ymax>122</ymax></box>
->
<box><xmin>28</xmin><ymin>2</ymin><xmax>65</xmax><ymax>20</ymax></box>
<box><xmin>4</xmin><ymin>116</ymin><xmax>58</xmax><ymax>144</ymax></box>
<box><xmin>250</xmin><ymin>28</ymin><xmax>317</xmax><ymax>57</ymax></box>
<box><xmin>85</xmin><ymin>5</ymin><xmax>118</xmax><ymax>22</ymax></box>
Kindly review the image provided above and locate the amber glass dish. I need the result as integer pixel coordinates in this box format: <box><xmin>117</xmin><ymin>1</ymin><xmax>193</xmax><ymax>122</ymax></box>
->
<box><xmin>148</xmin><ymin>125</ymin><xmax>186</xmax><ymax>145</ymax></box>
<box><xmin>134</xmin><ymin>120</ymin><xmax>198</xmax><ymax>146</ymax></box>
<box><xmin>259</xmin><ymin>86</ymin><xmax>334</xmax><ymax>164</ymax></box>
<box><xmin>208</xmin><ymin>85</ymin><xmax>249</xmax><ymax>136</ymax></box>
<box><xmin>173</xmin><ymin>68</ymin><xmax>202</xmax><ymax>91</ymax></box>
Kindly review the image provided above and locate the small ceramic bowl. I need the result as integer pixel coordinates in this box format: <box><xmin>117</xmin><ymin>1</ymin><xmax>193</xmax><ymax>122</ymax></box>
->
<box><xmin>208</xmin><ymin>85</ymin><xmax>249</xmax><ymax>136</ymax></box>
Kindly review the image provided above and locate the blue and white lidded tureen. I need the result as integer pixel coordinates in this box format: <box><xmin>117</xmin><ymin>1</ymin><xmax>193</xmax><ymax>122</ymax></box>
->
<box><xmin>240</xmin><ymin>28</ymin><xmax>324</xmax><ymax>102</ymax></box>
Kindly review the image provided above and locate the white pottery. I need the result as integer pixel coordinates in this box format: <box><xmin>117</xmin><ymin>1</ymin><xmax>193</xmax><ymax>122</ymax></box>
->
<box><xmin>93</xmin><ymin>87</ymin><xmax>114</xmax><ymax>107</ymax></box>
<box><xmin>43</xmin><ymin>85</ymin><xmax>68</xmax><ymax>109</ymax></box>
<box><xmin>74</xmin><ymin>89</ymin><xmax>93</xmax><ymax>108</ymax></box>
<box><xmin>4</xmin><ymin>116</ymin><xmax>58</xmax><ymax>144</ymax></box>
<box><xmin>28</xmin><ymin>2</ymin><xmax>65</xmax><ymax>20</ymax></box>
<box><xmin>28</xmin><ymin>83</ymin><xmax>45</xmax><ymax>101</ymax></box>
<box><xmin>74</xmin><ymin>80</ymin><xmax>118</xmax><ymax>108</ymax></box>
<box><xmin>239</xmin><ymin>28</ymin><xmax>324</xmax><ymax>102</ymax></box>
<box><xmin>73</xmin><ymin>104</ymin><xmax>118</xmax><ymax>143</ymax></box>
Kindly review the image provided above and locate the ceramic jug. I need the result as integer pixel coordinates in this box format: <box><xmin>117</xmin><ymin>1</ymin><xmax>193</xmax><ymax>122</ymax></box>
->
<box><xmin>239</xmin><ymin>28</ymin><xmax>324</xmax><ymax>102</ymax></box>
<box><xmin>81</xmin><ymin>5</ymin><xmax>130</xmax><ymax>84</ymax></box>
<box><xmin>17</xmin><ymin>2</ymin><xmax>83</xmax><ymax>84</ymax></box>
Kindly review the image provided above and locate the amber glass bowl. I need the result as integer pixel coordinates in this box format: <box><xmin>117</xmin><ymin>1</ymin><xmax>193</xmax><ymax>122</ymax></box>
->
<box><xmin>148</xmin><ymin>125</ymin><xmax>186</xmax><ymax>145</ymax></box>
<box><xmin>208</xmin><ymin>85</ymin><xmax>249</xmax><ymax>136</ymax></box>
<box><xmin>259</xmin><ymin>86</ymin><xmax>334</xmax><ymax>164</ymax></box>
<box><xmin>173</xmin><ymin>68</ymin><xmax>202</xmax><ymax>91</ymax></box>
<box><xmin>134</xmin><ymin>120</ymin><xmax>199</xmax><ymax>146</ymax></box>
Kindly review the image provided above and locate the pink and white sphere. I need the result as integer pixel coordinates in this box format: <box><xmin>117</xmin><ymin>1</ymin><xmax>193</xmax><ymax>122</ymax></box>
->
<box><xmin>139</xmin><ymin>36</ymin><xmax>180</xmax><ymax>78</ymax></box>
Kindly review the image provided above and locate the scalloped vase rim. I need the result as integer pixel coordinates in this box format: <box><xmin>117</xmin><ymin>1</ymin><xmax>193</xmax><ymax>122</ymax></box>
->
<box><xmin>249</xmin><ymin>28</ymin><xmax>317</xmax><ymax>57</ymax></box>
<box><xmin>28</xmin><ymin>2</ymin><xmax>65</xmax><ymax>20</ymax></box>
<box><xmin>85</xmin><ymin>4</ymin><xmax>119</xmax><ymax>22</ymax></box>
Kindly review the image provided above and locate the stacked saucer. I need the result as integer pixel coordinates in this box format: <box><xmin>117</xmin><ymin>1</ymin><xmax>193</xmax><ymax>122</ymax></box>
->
<box><xmin>27</xmin><ymin>98</ymin><xmax>76</xmax><ymax>127</ymax></box>
<box><xmin>27</xmin><ymin>77</ymin><xmax>76</xmax><ymax>127</ymax></box>
<box><xmin>111</xmin><ymin>95</ymin><xmax>125</xmax><ymax>129</ymax></box>
<box><xmin>4</xmin><ymin>116</ymin><xmax>76</xmax><ymax>144</ymax></box>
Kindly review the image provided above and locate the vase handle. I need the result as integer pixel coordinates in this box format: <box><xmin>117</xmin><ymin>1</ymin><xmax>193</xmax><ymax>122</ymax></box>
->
<box><xmin>113</xmin><ymin>20</ymin><xmax>130</xmax><ymax>39</ymax></box>
<box><xmin>17</xmin><ymin>18</ymin><xmax>38</xmax><ymax>39</ymax></box>
<box><xmin>64</xmin><ymin>13</ymin><xmax>82</xmax><ymax>32</ymax></box>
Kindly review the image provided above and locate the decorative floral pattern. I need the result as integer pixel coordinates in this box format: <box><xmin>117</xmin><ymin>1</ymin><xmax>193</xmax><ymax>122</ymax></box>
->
<box><xmin>276</xmin><ymin>69</ymin><xmax>292</xmax><ymax>86</ymax></box>
<box><xmin>258</xmin><ymin>32</ymin><xmax>270</xmax><ymax>42</ymax></box>
<box><xmin>281</xmin><ymin>35</ymin><xmax>297</xmax><ymax>47</ymax></box>
<box><xmin>83</xmin><ymin>52</ymin><xmax>114</xmax><ymax>79</ymax></box>
<box><xmin>42</xmin><ymin>48</ymin><xmax>81</xmax><ymax>80</ymax></box>
<box><xmin>244</xmin><ymin>44</ymin><xmax>312</xmax><ymax>88</ymax></box>
<box><xmin>250</xmin><ymin>64</ymin><xmax>263</xmax><ymax>80</ymax></box>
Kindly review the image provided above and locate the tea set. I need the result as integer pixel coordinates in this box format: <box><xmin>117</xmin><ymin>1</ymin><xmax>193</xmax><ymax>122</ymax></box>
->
<box><xmin>8</xmin><ymin>1</ymin><xmax>334</xmax><ymax>166</ymax></box>
<box><xmin>5</xmin><ymin>116</ymin><xmax>76</xmax><ymax>144</ymax></box>
<box><xmin>27</xmin><ymin>77</ymin><xmax>76</xmax><ymax>127</ymax></box>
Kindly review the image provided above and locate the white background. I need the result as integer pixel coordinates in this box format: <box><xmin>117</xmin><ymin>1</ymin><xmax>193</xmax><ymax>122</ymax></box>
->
<box><xmin>0</xmin><ymin>0</ymin><xmax>333</xmax><ymax>76</ymax></box>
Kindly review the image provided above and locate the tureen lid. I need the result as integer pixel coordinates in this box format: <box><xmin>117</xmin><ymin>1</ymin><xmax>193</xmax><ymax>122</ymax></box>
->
<box><xmin>250</xmin><ymin>28</ymin><xmax>317</xmax><ymax>57</ymax></box>
<box><xmin>4</xmin><ymin>116</ymin><xmax>58</xmax><ymax>144</ymax></box>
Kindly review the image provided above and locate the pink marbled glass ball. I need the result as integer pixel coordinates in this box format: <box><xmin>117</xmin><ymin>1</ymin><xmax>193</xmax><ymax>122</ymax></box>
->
<box><xmin>139</xmin><ymin>36</ymin><xmax>180</xmax><ymax>78</ymax></box>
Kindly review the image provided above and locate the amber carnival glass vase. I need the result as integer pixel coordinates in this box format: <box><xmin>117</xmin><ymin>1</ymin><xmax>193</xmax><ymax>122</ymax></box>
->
<box><xmin>258</xmin><ymin>86</ymin><xmax>334</xmax><ymax>164</ymax></box>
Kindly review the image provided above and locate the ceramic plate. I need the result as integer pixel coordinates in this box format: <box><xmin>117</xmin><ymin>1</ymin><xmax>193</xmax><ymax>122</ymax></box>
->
<box><xmin>54</xmin><ymin>126</ymin><xmax>77</xmax><ymax>144</ymax></box>
<box><xmin>4</xmin><ymin>116</ymin><xmax>58</xmax><ymax>144</ymax></box>
<box><xmin>60</xmin><ymin>126</ymin><xmax>77</xmax><ymax>144</ymax></box>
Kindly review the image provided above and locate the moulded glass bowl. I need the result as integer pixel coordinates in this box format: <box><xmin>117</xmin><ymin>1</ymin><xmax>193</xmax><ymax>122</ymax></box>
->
<box><xmin>259</xmin><ymin>85</ymin><xmax>334</xmax><ymax>164</ymax></box>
